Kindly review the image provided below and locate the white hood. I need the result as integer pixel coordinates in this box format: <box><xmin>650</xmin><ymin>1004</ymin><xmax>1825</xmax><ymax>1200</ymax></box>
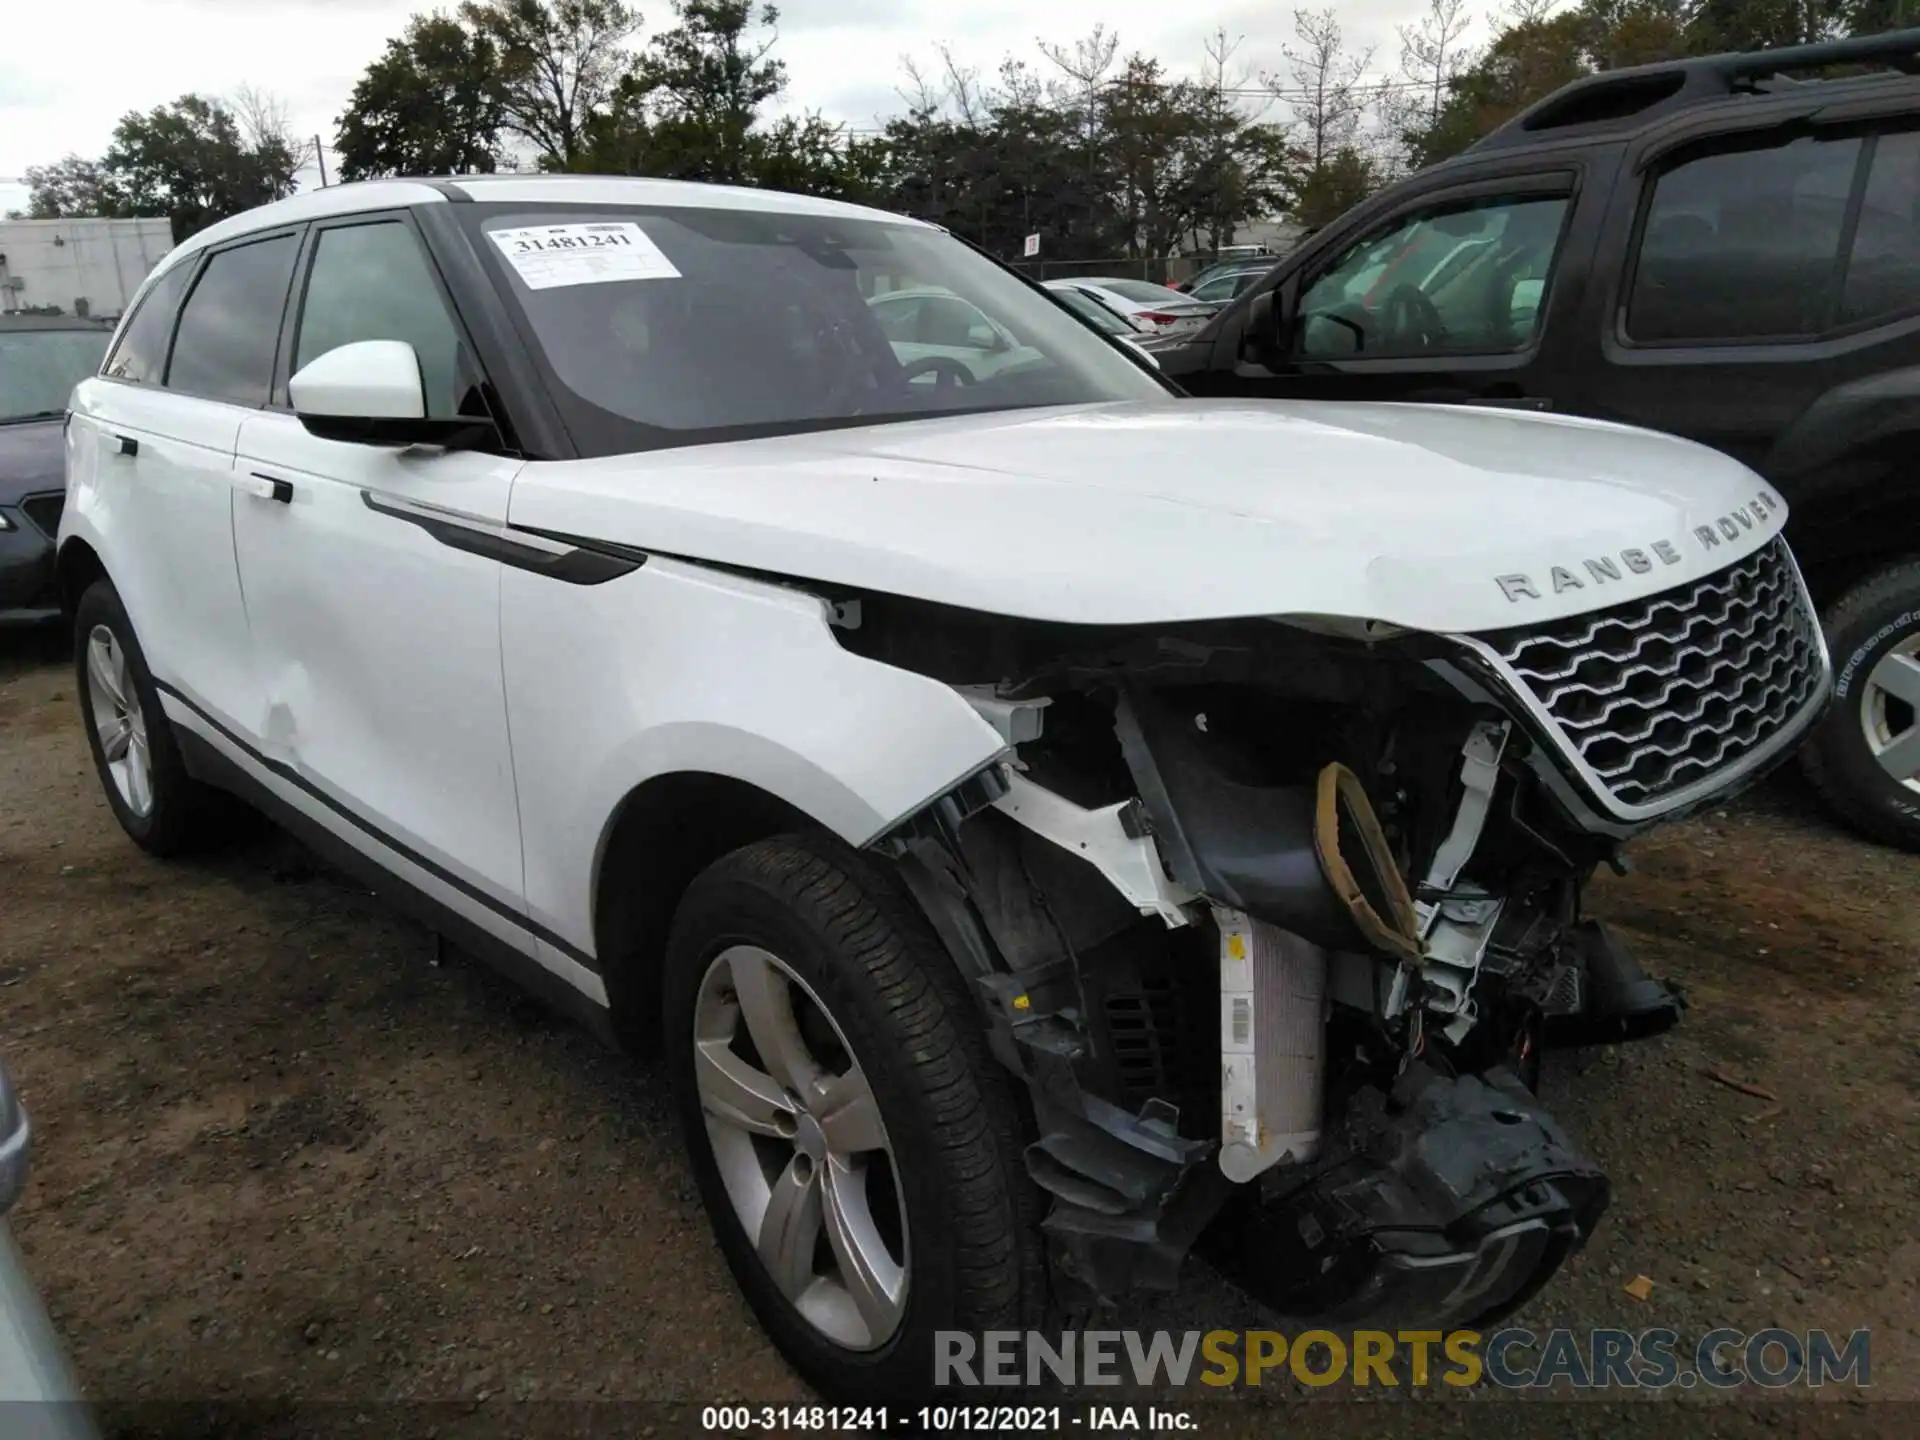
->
<box><xmin>509</xmin><ymin>399</ymin><xmax>1790</xmax><ymax>634</ymax></box>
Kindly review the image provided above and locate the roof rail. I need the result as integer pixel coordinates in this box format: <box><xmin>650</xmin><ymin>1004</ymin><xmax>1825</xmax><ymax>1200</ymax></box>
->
<box><xmin>1467</xmin><ymin>26</ymin><xmax>1920</xmax><ymax>154</ymax></box>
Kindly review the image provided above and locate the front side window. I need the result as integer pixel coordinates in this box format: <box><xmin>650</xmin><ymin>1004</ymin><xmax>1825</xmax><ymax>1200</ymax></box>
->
<box><xmin>1294</xmin><ymin>191</ymin><xmax>1571</xmax><ymax>360</ymax></box>
<box><xmin>465</xmin><ymin>204</ymin><xmax>1167</xmax><ymax>456</ymax></box>
<box><xmin>166</xmin><ymin>234</ymin><xmax>301</xmax><ymax>406</ymax></box>
<box><xmin>102</xmin><ymin>262</ymin><xmax>192</xmax><ymax>386</ymax></box>
<box><xmin>1627</xmin><ymin>134</ymin><xmax>1862</xmax><ymax>343</ymax></box>
<box><xmin>295</xmin><ymin>221</ymin><xmax>469</xmax><ymax>417</ymax></box>
<box><xmin>0</xmin><ymin>327</ymin><xmax>114</xmax><ymax>422</ymax></box>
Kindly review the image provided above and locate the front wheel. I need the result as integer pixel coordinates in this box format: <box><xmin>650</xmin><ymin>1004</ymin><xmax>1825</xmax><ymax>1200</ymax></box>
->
<box><xmin>1802</xmin><ymin>559</ymin><xmax>1920</xmax><ymax>851</ymax></box>
<box><xmin>663</xmin><ymin>834</ymin><xmax>1044</xmax><ymax>1406</ymax></box>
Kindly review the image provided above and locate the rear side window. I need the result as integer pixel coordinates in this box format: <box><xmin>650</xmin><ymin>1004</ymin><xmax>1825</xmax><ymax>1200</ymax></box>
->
<box><xmin>166</xmin><ymin>234</ymin><xmax>301</xmax><ymax>406</ymax></box>
<box><xmin>294</xmin><ymin>221</ymin><xmax>469</xmax><ymax>418</ymax></box>
<box><xmin>103</xmin><ymin>263</ymin><xmax>192</xmax><ymax>385</ymax></box>
<box><xmin>1840</xmin><ymin>129</ymin><xmax>1920</xmax><ymax>329</ymax></box>
<box><xmin>1626</xmin><ymin>135</ymin><xmax>1862</xmax><ymax>343</ymax></box>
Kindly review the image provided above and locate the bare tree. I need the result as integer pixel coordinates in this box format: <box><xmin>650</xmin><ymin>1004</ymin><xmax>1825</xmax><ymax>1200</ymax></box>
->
<box><xmin>1400</xmin><ymin>0</ymin><xmax>1476</xmax><ymax>132</ymax></box>
<box><xmin>1039</xmin><ymin>25</ymin><xmax>1120</xmax><ymax>141</ymax></box>
<box><xmin>937</xmin><ymin>43</ymin><xmax>987</xmax><ymax>128</ymax></box>
<box><xmin>1272</xmin><ymin>8</ymin><xmax>1374</xmax><ymax>172</ymax></box>
<box><xmin>894</xmin><ymin>44</ymin><xmax>989</xmax><ymax>124</ymax></box>
<box><xmin>895</xmin><ymin>55</ymin><xmax>944</xmax><ymax>116</ymax></box>
<box><xmin>1505</xmin><ymin>0</ymin><xmax>1562</xmax><ymax>26</ymax></box>
<box><xmin>230</xmin><ymin>84</ymin><xmax>316</xmax><ymax>172</ymax></box>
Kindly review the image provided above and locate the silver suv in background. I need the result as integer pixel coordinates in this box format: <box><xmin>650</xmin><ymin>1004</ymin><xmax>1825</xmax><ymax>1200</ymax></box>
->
<box><xmin>0</xmin><ymin>1058</ymin><xmax>97</xmax><ymax>1439</ymax></box>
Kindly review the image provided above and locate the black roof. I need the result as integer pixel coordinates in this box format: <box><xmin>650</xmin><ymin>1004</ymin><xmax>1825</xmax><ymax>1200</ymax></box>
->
<box><xmin>1467</xmin><ymin>25</ymin><xmax>1920</xmax><ymax>157</ymax></box>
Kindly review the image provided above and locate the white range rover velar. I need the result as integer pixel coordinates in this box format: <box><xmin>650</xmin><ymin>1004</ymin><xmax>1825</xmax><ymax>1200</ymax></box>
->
<box><xmin>58</xmin><ymin>176</ymin><xmax>1831</xmax><ymax>1402</ymax></box>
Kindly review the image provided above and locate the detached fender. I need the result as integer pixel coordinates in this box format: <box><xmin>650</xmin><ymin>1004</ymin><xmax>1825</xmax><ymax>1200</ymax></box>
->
<box><xmin>501</xmin><ymin>554</ymin><xmax>1008</xmax><ymax>959</ymax></box>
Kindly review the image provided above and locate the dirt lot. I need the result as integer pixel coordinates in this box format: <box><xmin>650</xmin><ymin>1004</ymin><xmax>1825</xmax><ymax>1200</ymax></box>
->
<box><xmin>2</xmin><ymin>627</ymin><xmax>1916</xmax><ymax>1438</ymax></box>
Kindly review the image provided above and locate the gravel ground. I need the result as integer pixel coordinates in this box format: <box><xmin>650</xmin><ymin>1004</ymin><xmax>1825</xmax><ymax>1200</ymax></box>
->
<box><xmin>2</xmin><ymin>627</ymin><xmax>1916</xmax><ymax>1439</ymax></box>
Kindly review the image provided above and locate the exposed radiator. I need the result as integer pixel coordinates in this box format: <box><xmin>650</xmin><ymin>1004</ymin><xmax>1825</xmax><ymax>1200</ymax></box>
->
<box><xmin>1214</xmin><ymin>907</ymin><xmax>1327</xmax><ymax>1183</ymax></box>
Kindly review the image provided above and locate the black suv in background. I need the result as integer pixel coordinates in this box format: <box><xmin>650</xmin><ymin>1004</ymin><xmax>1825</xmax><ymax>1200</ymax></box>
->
<box><xmin>1158</xmin><ymin>27</ymin><xmax>1920</xmax><ymax>850</ymax></box>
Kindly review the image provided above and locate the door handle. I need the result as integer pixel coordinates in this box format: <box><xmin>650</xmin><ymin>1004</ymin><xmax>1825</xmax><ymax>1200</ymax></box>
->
<box><xmin>114</xmin><ymin>435</ymin><xmax>138</xmax><ymax>457</ymax></box>
<box><xmin>235</xmin><ymin>472</ymin><xmax>294</xmax><ymax>503</ymax></box>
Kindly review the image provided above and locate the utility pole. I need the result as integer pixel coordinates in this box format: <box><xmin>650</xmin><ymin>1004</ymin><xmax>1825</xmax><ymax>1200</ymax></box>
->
<box><xmin>314</xmin><ymin>137</ymin><xmax>329</xmax><ymax>187</ymax></box>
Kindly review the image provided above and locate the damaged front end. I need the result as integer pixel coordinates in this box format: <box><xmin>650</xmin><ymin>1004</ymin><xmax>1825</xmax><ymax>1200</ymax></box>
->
<box><xmin>845</xmin><ymin>540</ymin><xmax>1829</xmax><ymax>1329</ymax></box>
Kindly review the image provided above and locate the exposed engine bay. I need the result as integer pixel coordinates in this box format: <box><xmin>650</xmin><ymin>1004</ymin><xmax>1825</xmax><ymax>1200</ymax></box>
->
<box><xmin>828</xmin><ymin>537</ymin><xmax>1828</xmax><ymax>1330</ymax></box>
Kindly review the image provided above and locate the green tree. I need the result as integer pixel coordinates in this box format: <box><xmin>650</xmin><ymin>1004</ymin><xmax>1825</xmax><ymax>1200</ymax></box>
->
<box><xmin>1290</xmin><ymin>143</ymin><xmax>1383</xmax><ymax>229</ymax></box>
<box><xmin>99</xmin><ymin>94</ymin><xmax>303</xmax><ymax>238</ymax></box>
<box><xmin>460</xmin><ymin>0</ymin><xmax>642</xmax><ymax>169</ymax></box>
<box><xmin>639</xmin><ymin>0</ymin><xmax>786</xmax><ymax>183</ymax></box>
<box><xmin>22</xmin><ymin>156</ymin><xmax>118</xmax><ymax>218</ymax></box>
<box><xmin>335</xmin><ymin>13</ymin><xmax>509</xmax><ymax>180</ymax></box>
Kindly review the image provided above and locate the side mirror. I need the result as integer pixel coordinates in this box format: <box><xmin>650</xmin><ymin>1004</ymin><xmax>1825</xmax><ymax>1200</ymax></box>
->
<box><xmin>290</xmin><ymin>340</ymin><xmax>490</xmax><ymax>448</ymax></box>
<box><xmin>1240</xmin><ymin>290</ymin><xmax>1289</xmax><ymax>367</ymax></box>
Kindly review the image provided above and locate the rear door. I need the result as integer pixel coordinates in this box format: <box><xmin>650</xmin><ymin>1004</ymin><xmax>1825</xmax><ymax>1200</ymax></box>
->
<box><xmin>1580</xmin><ymin>107</ymin><xmax>1920</xmax><ymax>479</ymax></box>
<box><xmin>72</xmin><ymin>231</ymin><xmax>302</xmax><ymax>735</ymax></box>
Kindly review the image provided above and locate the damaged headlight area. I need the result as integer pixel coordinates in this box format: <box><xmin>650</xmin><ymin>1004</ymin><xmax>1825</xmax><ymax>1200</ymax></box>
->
<box><xmin>840</xmin><ymin>598</ymin><xmax>1728</xmax><ymax>1333</ymax></box>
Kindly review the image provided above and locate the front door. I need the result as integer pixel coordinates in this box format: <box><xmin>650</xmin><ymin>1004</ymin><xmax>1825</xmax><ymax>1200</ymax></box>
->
<box><xmin>1198</xmin><ymin>175</ymin><xmax>1587</xmax><ymax>412</ymax></box>
<box><xmin>231</xmin><ymin>213</ymin><xmax>532</xmax><ymax>949</ymax></box>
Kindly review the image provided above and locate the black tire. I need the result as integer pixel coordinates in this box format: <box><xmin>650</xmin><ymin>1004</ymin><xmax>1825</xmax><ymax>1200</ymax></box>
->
<box><xmin>73</xmin><ymin>578</ymin><xmax>241</xmax><ymax>856</ymax></box>
<box><xmin>1801</xmin><ymin>559</ymin><xmax>1920</xmax><ymax>851</ymax></box>
<box><xmin>663</xmin><ymin>833</ymin><xmax>1045</xmax><ymax>1407</ymax></box>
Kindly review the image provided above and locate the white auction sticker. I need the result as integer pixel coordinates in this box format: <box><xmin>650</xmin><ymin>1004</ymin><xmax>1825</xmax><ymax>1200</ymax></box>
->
<box><xmin>488</xmin><ymin>222</ymin><xmax>681</xmax><ymax>289</ymax></box>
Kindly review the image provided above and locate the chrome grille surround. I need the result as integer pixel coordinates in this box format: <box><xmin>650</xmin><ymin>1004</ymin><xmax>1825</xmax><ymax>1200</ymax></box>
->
<box><xmin>1454</xmin><ymin>537</ymin><xmax>1831</xmax><ymax>824</ymax></box>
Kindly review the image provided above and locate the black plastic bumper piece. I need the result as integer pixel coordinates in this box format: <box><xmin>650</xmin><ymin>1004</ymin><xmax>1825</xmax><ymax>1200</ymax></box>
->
<box><xmin>1204</xmin><ymin>1063</ymin><xmax>1608</xmax><ymax>1330</ymax></box>
<box><xmin>1543</xmin><ymin>918</ymin><xmax>1687</xmax><ymax>1048</ymax></box>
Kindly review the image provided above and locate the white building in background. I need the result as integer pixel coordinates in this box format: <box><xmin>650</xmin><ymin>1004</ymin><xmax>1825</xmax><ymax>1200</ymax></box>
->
<box><xmin>0</xmin><ymin>217</ymin><xmax>174</xmax><ymax>320</ymax></box>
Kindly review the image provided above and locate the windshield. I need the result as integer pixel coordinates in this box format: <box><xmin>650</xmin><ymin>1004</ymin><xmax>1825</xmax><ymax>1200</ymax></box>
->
<box><xmin>464</xmin><ymin>204</ymin><xmax>1169</xmax><ymax>455</ymax></box>
<box><xmin>0</xmin><ymin>327</ymin><xmax>111</xmax><ymax>422</ymax></box>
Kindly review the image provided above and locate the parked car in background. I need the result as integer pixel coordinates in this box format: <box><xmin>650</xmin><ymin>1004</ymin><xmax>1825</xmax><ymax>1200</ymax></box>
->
<box><xmin>1185</xmin><ymin>265</ymin><xmax>1267</xmax><ymax>305</ymax></box>
<box><xmin>59</xmin><ymin>173</ymin><xmax>1826</xmax><ymax>1408</ymax></box>
<box><xmin>1042</xmin><ymin>276</ymin><xmax>1218</xmax><ymax>333</ymax></box>
<box><xmin>866</xmin><ymin>286</ymin><xmax>1045</xmax><ymax>385</ymax></box>
<box><xmin>1</xmin><ymin>315</ymin><xmax>114</xmax><ymax>623</ymax></box>
<box><xmin>1039</xmin><ymin>283</ymin><xmax>1164</xmax><ymax>366</ymax></box>
<box><xmin>1176</xmin><ymin>258</ymin><xmax>1270</xmax><ymax>297</ymax></box>
<box><xmin>1043</xmin><ymin>282</ymin><xmax>1150</xmax><ymax>337</ymax></box>
<box><xmin>0</xmin><ymin>1055</ymin><xmax>99</xmax><ymax>1438</ymax></box>
<box><xmin>1156</xmin><ymin>26</ymin><xmax>1920</xmax><ymax>850</ymax></box>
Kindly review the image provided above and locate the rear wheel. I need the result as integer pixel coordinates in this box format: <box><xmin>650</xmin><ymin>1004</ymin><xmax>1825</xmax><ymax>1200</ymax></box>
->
<box><xmin>663</xmin><ymin>833</ymin><xmax>1044</xmax><ymax>1406</ymax></box>
<box><xmin>74</xmin><ymin>579</ymin><xmax>241</xmax><ymax>855</ymax></box>
<box><xmin>1802</xmin><ymin>559</ymin><xmax>1920</xmax><ymax>851</ymax></box>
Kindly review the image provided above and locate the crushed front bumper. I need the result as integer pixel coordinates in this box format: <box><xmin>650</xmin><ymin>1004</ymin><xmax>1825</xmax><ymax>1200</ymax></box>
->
<box><xmin>1203</xmin><ymin>1062</ymin><xmax>1608</xmax><ymax>1330</ymax></box>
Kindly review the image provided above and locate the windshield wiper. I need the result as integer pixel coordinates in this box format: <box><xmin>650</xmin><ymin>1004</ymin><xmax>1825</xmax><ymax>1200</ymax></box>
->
<box><xmin>0</xmin><ymin>409</ymin><xmax>65</xmax><ymax>425</ymax></box>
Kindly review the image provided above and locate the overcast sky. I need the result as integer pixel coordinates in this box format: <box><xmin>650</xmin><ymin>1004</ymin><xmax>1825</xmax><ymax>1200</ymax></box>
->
<box><xmin>0</xmin><ymin>0</ymin><xmax>1466</xmax><ymax>218</ymax></box>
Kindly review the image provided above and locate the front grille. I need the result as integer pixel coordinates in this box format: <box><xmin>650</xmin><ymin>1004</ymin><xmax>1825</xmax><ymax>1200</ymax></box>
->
<box><xmin>1468</xmin><ymin>537</ymin><xmax>1826</xmax><ymax>813</ymax></box>
<box><xmin>18</xmin><ymin>491</ymin><xmax>63</xmax><ymax>539</ymax></box>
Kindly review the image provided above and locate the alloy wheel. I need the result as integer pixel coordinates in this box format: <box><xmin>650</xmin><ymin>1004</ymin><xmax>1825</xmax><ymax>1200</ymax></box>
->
<box><xmin>86</xmin><ymin>624</ymin><xmax>154</xmax><ymax>818</ymax></box>
<box><xmin>1860</xmin><ymin>635</ymin><xmax>1920</xmax><ymax>792</ymax></box>
<box><xmin>692</xmin><ymin>944</ymin><xmax>909</xmax><ymax>1351</ymax></box>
